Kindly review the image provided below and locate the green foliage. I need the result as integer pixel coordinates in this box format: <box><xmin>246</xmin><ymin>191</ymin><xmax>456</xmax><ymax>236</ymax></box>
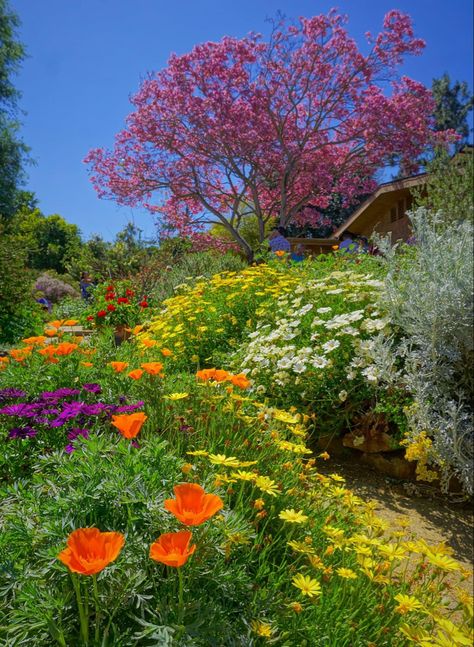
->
<box><xmin>0</xmin><ymin>222</ymin><xmax>43</xmax><ymax>344</ymax></box>
<box><xmin>0</xmin><ymin>0</ymin><xmax>30</xmax><ymax>218</ymax></box>
<box><xmin>147</xmin><ymin>249</ymin><xmax>246</xmax><ymax>305</ymax></box>
<box><xmin>432</xmin><ymin>74</ymin><xmax>473</xmax><ymax>147</ymax></box>
<box><xmin>67</xmin><ymin>224</ymin><xmax>159</xmax><ymax>283</ymax></box>
<box><xmin>412</xmin><ymin>147</ymin><xmax>474</xmax><ymax>224</ymax></box>
<box><xmin>10</xmin><ymin>208</ymin><xmax>83</xmax><ymax>274</ymax></box>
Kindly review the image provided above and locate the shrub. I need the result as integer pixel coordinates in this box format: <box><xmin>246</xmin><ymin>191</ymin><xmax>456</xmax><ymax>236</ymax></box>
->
<box><xmin>0</xmin><ymin>224</ymin><xmax>43</xmax><ymax>345</ymax></box>
<box><xmin>147</xmin><ymin>250</ymin><xmax>246</xmax><ymax>305</ymax></box>
<box><xmin>364</xmin><ymin>209</ymin><xmax>474</xmax><ymax>492</ymax></box>
<box><xmin>34</xmin><ymin>272</ymin><xmax>79</xmax><ymax>303</ymax></box>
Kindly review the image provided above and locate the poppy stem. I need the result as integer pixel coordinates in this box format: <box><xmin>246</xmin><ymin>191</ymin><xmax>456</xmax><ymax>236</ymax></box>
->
<box><xmin>177</xmin><ymin>567</ymin><xmax>185</xmax><ymax>624</ymax></box>
<box><xmin>92</xmin><ymin>574</ymin><xmax>101</xmax><ymax>644</ymax></box>
<box><xmin>72</xmin><ymin>574</ymin><xmax>89</xmax><ymax>646</ymax></box>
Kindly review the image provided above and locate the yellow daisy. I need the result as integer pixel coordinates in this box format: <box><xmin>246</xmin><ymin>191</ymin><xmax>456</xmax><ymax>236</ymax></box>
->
<box><xmin>208</xmin><ymin>454</ymin><xmax>241</xmax><ymax>468</ymax></box>
<box><xmin>279</xmin><ymin>509</ymin><xmax>309</xmax><ymax>524</ymax></box>
<box><xmin>292</xmin><ymin>573</ymin><xmax>322</xmax><ymax>598</ymax></box>
<box><xmin>164</xmin><ymin>392</ymin><xmax>189</xmax><ymax>400</ymax></box>
<box><xmin>254</xmin><ymin>475</ymin><xmax>280</xmax><ymax>496</ymax></box>
<box><xmin>394</xmin><ymin>594</ymin><xmax>423</xmax><ymax>614</ymax></box>
<box><xmin>336</xmin><ymin>568</ymin><xmax>358</xmax><ymax>580</ymax></box>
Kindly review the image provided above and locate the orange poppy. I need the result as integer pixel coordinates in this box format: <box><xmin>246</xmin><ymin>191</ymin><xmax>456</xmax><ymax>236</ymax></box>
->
<box><xmin>81</xmin><ymin>361</ymin><xmax>93</xmax><ymax>368</ymax></box>
<box><xmin>63</xmin><ymin>319</ymin><xmax>79</xmax><ymax>326</ymax></box>
<box><xmin>58</xmin><ymin>527</ymin><xmax>125</xmax><ymax>576</ymax></box>
<box><xmin>108</xmin><ymin>361</ymin><xmax>129</xmax><ymax>373</ymax></box>
<box><xmin>196</xmin><ymin>368</ymin><xmax>216</xmax><ymax>381</ymax></box>
<box><xmin>275</xmin><ymin>250</ymin><xmax>286</xmax><ymax>257</ymax></box>
<box><xmin>229</xmin><ymin>373</ymin><xmax>251</xmax><ymax>389</ymax></box>
<box><xmin>44</xmin><ymin>328</ymin><xmax>58</xmax><ymax>337</ymax></box>
<box><xmin>161</xmin><ymin>348</ymin><xmax>173</xmax><ymax>357</ymax></box>
<box><xmin>111</xmin><ymin>412</ymin><xmax>148</xmax><ymax>438</ymax></box>
<box><xmin>149</xmin><ymin>530</ymin><xmax>196</xmax><ymax>567</ymax></box>
<box><xmin>47</xmin><ymin>320</ymin><xmax>65</xmax><ymax>329</ymax></box>
<box><xmin>37</xmin><ymin>346</ymin><xmax>59</xmax><ymax>363</ymax></box>
<box><xmin>141</xmin><ymin>361</ymin><xmax>164</xmax><ymax>376</ymax></box>
<box><xmin>128</xmin><ymin>369</ymin><xmax>144</xmax><ymax>380</ymax></box>
<box><xmin>213</xmin><ymin>369</ymin><xmax>230</xmax><ymax>382</ymax></box>
<box><xmin>0</xmin><ymin>356</ymin><xmax>9</xmax><ymax>369</ymax></box>
<box><xmin>21</xmin><ymin>335</ymin><xmax>47</xmax><ymax>346</ymax></box>
<box><xmin>164</xmin><ymin>483</ymin><xmax>223</xmax><ymax>526</ymax></box>
<box><xmin>54</xmin><ymin>342</ymin><xmax>78</xmax><ymax>356</ymax></box>
<box><xmin>332</xmin><ymin>244</ymin><xmax>339</xmax><ymax>251</ymax></box>
<box><xmin>141</xmin><ymin>338</ymin><xmax>157</xmax><ymax>348</ymax></box>
<box><xmin>9</xmin><ymin>347</ymin><xmax>33</xmax><ymax>362</ymax></box>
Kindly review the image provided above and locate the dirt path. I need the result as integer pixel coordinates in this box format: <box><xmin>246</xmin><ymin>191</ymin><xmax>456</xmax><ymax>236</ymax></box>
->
<box><xmin>317</xmin><ymin>456</ymin><xmax>474</xmax><ymax>576</ymax></box>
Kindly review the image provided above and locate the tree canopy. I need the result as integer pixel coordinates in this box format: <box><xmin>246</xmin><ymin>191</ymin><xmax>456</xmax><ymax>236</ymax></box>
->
<box><xmin>0</xmin><ymin>0</ymin><xmax>29</xmax><ymax>218</ymax></box>
<box><xmin>86</xmin><ymin>10</ymin><xmax>454</xmax><ymax>261</ymax></box>
<box><xmin>432</xmin><ymin>74</ymin><xmax>473</xmax><ymax>149</ymax></box>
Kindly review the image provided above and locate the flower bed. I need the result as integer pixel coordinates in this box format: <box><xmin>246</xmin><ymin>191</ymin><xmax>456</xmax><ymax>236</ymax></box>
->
<box><xmin>0</xmin><ymin>256</ymin><xmax>472</xmax><ymax>646</ymax></box>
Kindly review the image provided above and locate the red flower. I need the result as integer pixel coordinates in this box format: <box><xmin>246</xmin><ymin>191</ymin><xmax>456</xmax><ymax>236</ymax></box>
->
<box><xmin>97</xmin><ymin>310</ymin><xmax>107</xmax><ymax>317</ymax></box>
<box><xmin>107</xmin><ymin>304</ymin><xmax>116</xmax><ymax>312</ymax></box>
<box><xmin>139</xmin><ymin>301</ymin><xmax>149</xmax><ymax>308</ymax></box>
<box><xmin>126</xmin><ymin>289</ymin><xmax>135</xmax><ymax>297</ymax></box>
<box><xmin>87</xmin><ymin>315</ymin><xmax>94</xmax><ymax>321</ymax></box>
<box><xmin>106</xmin><ymin>285</ymin><xmax>114</xmax><ymax>292</ymax></box>
<box><xmin>105</xmin><ymin>293</ymin><xmax>115</xmax><ymax>301</ymax></box>
<box><xmin>117</xmin><ymin>297</ymin><xmax>129</xmax><ymax>304</ymax></box>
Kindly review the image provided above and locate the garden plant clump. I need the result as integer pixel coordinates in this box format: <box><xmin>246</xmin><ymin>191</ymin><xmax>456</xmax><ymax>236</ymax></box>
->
<box><xmin>0</xmin><ymin>251</ymin><xmax>472</xmax><ymax>646</ymax></box>
<box><xmin>357</xmin><ymin>209</ymin><xmax>474</xmax><ymax>493</ymax></box>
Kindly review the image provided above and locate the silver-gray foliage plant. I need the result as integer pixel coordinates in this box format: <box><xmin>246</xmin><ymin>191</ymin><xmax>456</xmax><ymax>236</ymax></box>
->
<box><xmin>372</xmin><ymin>208</ymin><xmax>473</xmax><ymax>493</ymax></box>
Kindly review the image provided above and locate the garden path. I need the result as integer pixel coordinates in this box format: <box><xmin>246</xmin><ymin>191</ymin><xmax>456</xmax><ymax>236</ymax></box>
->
<box><xmin>318</xmin><ymin>457</ymin><xmax>473</xmax><ymax>594</ymax></box>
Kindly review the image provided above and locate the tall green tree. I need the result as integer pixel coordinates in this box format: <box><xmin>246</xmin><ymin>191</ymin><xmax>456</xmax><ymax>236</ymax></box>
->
<box><xmin>0</xmin><ymin>0</ymin><xmax>29</xmax><ymax>218</ymax></box>
<box><xmin>432</xmin><ymin>74</ymin><xmax>473</xmax><ymax>149</ymax></box>
<box><xmin>13</xmin><ymin>207</ymin><xmax>82</xmax><ymax>273</ymax></box>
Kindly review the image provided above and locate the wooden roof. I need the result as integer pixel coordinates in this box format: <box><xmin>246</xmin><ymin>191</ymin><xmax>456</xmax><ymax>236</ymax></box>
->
<box><xmin>333</xmin><ymin>173</ymin><xmax>428</xmax><ymax>238</ymax></box>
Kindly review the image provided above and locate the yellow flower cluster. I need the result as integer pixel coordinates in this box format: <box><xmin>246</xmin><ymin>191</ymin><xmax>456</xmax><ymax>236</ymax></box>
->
<box><xmin>135</xmin><ymin>265</ymin><xmax>302</xmax><ymax>360</ymax></box>
<box><xmin>402</xmin><ymin>431</ymin><xmax>440</xmax><ymax>482</ymax></box>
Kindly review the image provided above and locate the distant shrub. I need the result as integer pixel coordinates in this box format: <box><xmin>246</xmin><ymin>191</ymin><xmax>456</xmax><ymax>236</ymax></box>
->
<box><xmin>51</xmin><ymin>295</ymin><xmax>89</xmax><ymax>321</ymax></box>
<box><xmin>34</xmin><ymin>272</ymin><xmax>79</xmax><ymax>303</ymax></box>
<box><xmin>147</xmin><ymin>250</ymin><xmax>246</xmax><ymax>305</ymax></box>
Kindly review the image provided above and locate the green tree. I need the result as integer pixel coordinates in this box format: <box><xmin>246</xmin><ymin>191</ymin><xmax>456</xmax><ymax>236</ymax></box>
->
<box><xmin>0</xmin><ymin>0</ymin><xmax>30</xmax><ymax>218</ymax></box>
<box><xmin>0</xmin><ymin>222</ymin><xmax>42</xmax><ymax>344</ymax></box>
<box><xmin>412</xmin><ymin>147</ymin><xmax>473</xmax><ymax>224</ymax></box>
<box><xmin>432</xmin><ymin>74</ymin><xmax>473</xmax><ymax>149</ymax></box>
<box><xmin>67</xmin><ymin>223</ymin><xmax>158</xmax><ymax>281</ymax></box>
<box><xmin>13</xmin><ymin>208</ymin><xmax>82</xmax><ymax>273</ymax></box>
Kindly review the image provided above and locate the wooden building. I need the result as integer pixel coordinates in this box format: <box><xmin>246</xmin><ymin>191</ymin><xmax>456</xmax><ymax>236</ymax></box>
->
<box><xmin>288</xmin><ymin>173</ymin><xmax>427</xmax><ymax>254</ymax></box>
<box><xmin>331</xmin><ymin>174</ymin><xmax>427</xmax><ymax>242</ymax></box>
<box><xmin>288</xmin><ymin>146</ymin><xmax>472</xmax><ymax>254</ymax></box>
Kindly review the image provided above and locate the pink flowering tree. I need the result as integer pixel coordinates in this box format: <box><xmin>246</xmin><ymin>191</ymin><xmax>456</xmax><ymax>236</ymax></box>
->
<box><xmin>86</xmin><ymin>10</ymin><xmax>452</xmax><ymax>262</ymax></box>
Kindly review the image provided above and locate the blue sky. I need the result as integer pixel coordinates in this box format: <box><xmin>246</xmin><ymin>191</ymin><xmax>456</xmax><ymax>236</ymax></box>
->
<box><xmin>11</xmin><ymin>0</ymin><xmax>474</xmax><ymax>242</ymax></box>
